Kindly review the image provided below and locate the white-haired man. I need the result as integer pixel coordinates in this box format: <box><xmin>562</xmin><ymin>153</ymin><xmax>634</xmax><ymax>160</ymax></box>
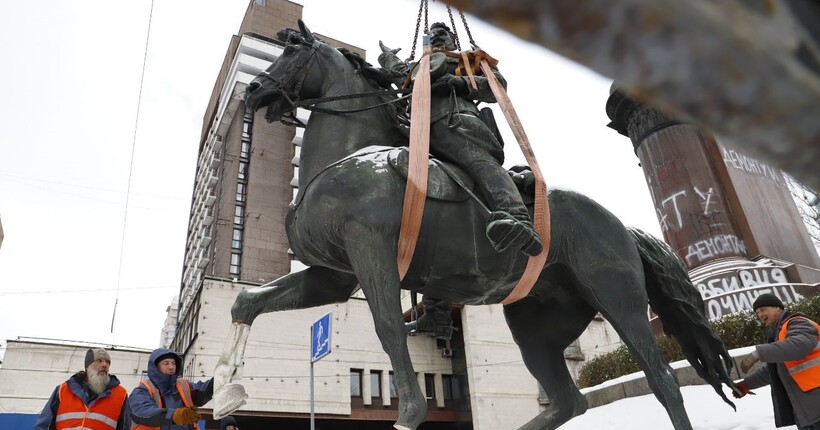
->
<box><xmin>34</xmin><ymin>348</ymin><xmax>130</xmax><ymax>430</ymax></box>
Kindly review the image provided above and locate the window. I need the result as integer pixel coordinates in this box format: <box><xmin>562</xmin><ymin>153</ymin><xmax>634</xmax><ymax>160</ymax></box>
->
<box><xmin>231</xmin><ymin>228</ymin><xmax>243</xmax><ymax>250</ymax></box>
<box><xmin>442</xmin><ymin>374</ymin><xmax>461</xmax><ymax>400</ymax></box>
<box><xmin>238</xmin><ymin>161</ymin><xmax>248</xmax><ymax>181</ymax></box>
<box><xmin>236</xmin><ymin>183</ymin><xmax>247</xmax><ymax>202</ymax></box>
<box><xmin>230</xmin><ymin>252</ymin><xmax>241</xmax><ymax>275</ymax></box>
<box><xmin>370</xmin><ymin>371</ymin><xmax>381</xmax><ymax>398</ymax></box>
<box><xmin>350</xmin><ymin>369</ymin><xmax>362</xmax><ymax>397</ymax></box>
<box><xmin>234</xmin><ymin>205</ymin><xmax>245</xmax><ymax>225</ymax></box>
<box><xmin>424</xmin><ymin>373</ymin><xmax>435</xmax><ymax>400</ymax></box>
<box><xmin>240</xmin><ymin>141</ymin><xmax>251</xmax><ymax>159</ymax></box>
<box><xmin>388</xmin><ymin>372</ymin><xmax>399</xmax><ymax>398</ymax></box>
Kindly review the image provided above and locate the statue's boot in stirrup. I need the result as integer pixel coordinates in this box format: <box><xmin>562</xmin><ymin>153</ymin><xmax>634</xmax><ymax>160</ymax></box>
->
<box><xmin>486</xmin><ymin>211</ymin><xmax>543</xmax><ymax>256</ymax></box>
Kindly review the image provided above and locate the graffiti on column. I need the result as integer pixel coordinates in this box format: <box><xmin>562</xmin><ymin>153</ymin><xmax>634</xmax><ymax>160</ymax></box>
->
<box><xmin>654</xmin><ymin>185</ymin><xmax>747</xmax><ymax>265</ymax></box>
<box><xmin>690</xmin><ymin>186</ymin><xmax>725</xmax><ymax>236</ymax></box>
<box><xmin>695</xmin><ymin>265</ymin><xmax>800</xmax><ymax>319</ymax></box>
<box><xmin>684</xmin><ymin>234</ymin><xmax>747</xmax><ymax>266</ymax></box>
<box><xmin>721</xmin><ymin>148</ymin><xmax>781</xmax><ymax>183</ymax></box>
<box><xmin>658</xmin><ymin>190</ymin><xmax>687</xmax><ymax>230</ymax></box>
<box><xmin>697</xmin><ymin>266</ymin><xmax>789</xmax><ymax>298</ymax></box>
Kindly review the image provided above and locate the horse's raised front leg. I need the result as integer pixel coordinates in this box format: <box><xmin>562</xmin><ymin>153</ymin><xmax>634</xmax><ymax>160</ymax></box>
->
<box><xmin>212</xmin><ymin>266</ymin><xmax>359</xmax><ymax>419</ymax></box>
<box><xmin>345</xmin><ymin>228</ymin><xmax>427</xmax><ymax>430</ymax></box>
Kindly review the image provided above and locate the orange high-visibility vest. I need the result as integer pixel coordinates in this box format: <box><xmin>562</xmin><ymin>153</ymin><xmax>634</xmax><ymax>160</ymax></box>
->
<box><xmin>778</xmin><ymin>315</ymin><xmax>820</xmax><ymax>392</ymax></box>
<box><xmin>131</xmin><ymin>379</ymin><xmax>200</xmax><ymax>430</ymax></box>
<box><xmin>55</xmin><ymin>381</ymin><xmax>127</xmax><ymax>430</ymax></box>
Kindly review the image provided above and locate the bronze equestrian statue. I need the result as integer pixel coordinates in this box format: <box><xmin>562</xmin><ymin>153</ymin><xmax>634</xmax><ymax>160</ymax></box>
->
<box><xmin>212</xmin><ymin>20</ymin><xmax>738</xmax><ymax>430</ymax></box>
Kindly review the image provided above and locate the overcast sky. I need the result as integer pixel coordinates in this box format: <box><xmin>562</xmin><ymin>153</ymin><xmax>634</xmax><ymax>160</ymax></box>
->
<box><xmin>0</xmin><ymin>0</ymin><xmax>660</xmax><ymax>359</ymax></box>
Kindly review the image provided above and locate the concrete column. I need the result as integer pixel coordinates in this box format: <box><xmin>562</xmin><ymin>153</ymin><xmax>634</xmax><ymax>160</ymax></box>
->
<box><xmin>434</xmin><ymin>373</ymin><xmax>445</xmax><ymax>408</ymax></box>
<box><xmin>606</xmin><ymin>87</ymin><xmax>748</xmax><ymax>269</ymax></box>
<box><xmin>362</xmin><ymin>368</ymin><xmax>371</xmax><ymax>406</ymax></box>
<box><xmin>382</xmin><ymin>371</ymin><xmax>391</xmax><ymax>406</ymax></box>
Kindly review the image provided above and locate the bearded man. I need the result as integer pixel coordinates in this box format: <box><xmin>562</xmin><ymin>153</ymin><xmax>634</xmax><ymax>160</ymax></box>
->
<box><xmin>34</xmin><ymin>348</ymin><xmax>130</xmax><ymax>430</ymax></box>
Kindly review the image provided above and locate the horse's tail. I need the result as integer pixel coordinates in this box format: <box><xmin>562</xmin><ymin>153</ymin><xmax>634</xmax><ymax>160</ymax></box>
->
<box><xmin>627</xmin><ymin>227</ymin><xmax>738</xmax><ymax>409</ymax></box>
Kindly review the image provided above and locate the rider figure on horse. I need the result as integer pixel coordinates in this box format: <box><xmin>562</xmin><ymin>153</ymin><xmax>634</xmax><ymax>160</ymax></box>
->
<box><xmin>379</xmin><ymin>22</ymin><xmax>543</xmax><ymax>258</ymax></box>
<box><xmin>379</xmin><ymin>23</ymin><xmax>543</xmax><ymax>339</ymax></box>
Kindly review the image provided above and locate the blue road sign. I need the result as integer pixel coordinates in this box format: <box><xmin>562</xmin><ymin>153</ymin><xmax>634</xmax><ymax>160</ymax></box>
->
<box><xmin>311</xmin><ymin>312</ymin><xmax>332</xmax><ymax>363</ymax></box>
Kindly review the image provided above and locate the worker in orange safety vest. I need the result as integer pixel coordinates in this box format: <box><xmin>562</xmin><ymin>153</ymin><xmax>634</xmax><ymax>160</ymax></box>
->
<box><xmin>128</xmin><ymin>348</ymin><xmax>213</xmax><ymax>430</ymax></box>
<box><xmin>733</xmin><ymin>293</ymin><xmax>820</xmax><ymax>429</ymax></box>
<box><xmin>34</xmin><ymin>348</ymin><xmax>129</xmax><ymax>430</ymax></box>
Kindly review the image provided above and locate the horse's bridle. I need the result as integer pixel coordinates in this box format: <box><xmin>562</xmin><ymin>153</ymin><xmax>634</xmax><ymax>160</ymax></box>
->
<box><xmin>256</xmin><ymin>41</ymin><xmax>415</xmax><ymax>126</ymax></box>
<box><xmin>256</xmin><ymin>41</ymin><xmax>320</xmax><ymax>106</ymax></box>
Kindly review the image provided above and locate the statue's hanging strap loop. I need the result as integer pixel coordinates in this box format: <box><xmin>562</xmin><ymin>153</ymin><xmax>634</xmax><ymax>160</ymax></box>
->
<box><xmin>397</xmin><ymin>37</ymin><xmax>432</xmax><ymax>280</ymax></box>
<box><xmin>476</xmin><ymin>57</ymin><xmax>552</xmax><ymax>305</ymax></box>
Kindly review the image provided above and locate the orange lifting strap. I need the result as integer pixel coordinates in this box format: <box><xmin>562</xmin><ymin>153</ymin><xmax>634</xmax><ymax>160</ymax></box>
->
<box><xmin>396</xmin><ymin>42</ymin><xmax>432</xmax><ymax>280</ymax></box>
<box><xmin>396</xmin><ymin>48</ymin><xmax>551</xmax><ymax>305</ymax></box>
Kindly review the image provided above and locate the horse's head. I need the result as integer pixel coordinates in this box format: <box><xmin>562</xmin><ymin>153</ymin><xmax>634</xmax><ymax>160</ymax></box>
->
<box><xmin>245</xmin><ymin>20</ymin><xmax>325</xmax><ymax>123</ymax></box>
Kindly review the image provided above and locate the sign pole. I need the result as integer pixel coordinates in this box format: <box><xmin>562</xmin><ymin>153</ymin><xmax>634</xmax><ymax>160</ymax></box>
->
<box><xmin>310</xmin><ymin>359</ymin><xmax>315</xmax><ymax>430</ymax></box>
<box><xmin>309</xmin><ymin>312</ymin><xmax>332</xmax><ymax>430</ymax></box>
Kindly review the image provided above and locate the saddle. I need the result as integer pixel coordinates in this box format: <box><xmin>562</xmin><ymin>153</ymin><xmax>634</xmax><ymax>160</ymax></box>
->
<box><xmin>292</xmin><ymin>146</ymin><xmax>534</xmax><ymax>207</ymax></box>
<box><xmin>388</xmin><ymin>148</ymin><xmax>537</xmax><ymax>205</ymax></box>
<box><xmin>387</xmin><ymin>148</ymin><xmax>472</xmax><ymax>202</ymax></box>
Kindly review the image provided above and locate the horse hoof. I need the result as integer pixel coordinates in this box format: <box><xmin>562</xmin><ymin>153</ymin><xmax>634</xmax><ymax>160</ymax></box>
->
<box><xmin>212</xmin><ymin>382</ymin><xmax>248</xmax><ymax>420</ymax></box>
<box><xmin>395</xmin><ymin>400</ymin><xmax>427</xmax><ymax>430</ymax></box>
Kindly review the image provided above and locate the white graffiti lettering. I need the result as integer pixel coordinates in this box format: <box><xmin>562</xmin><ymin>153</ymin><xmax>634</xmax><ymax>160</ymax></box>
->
<box><xmin>693</xmin><ymin>186</ymin><xmax>714</xmax><ymax>215</ymax></box>
<box><xmin>721</xmin><ymin>148</ymin><xmax>781</xmax><ymax>183</ymax></box>
<box><xmin>705</xmin><ymin>285</ymin><xmax>804</xmax><ymax>319</ymax></box>
<box><xmin>697</xmin><ymin>275</ymin><xmax>742</xmax><ymax>298</ymax></box>
<box><xmin>685</xmin><ymin>234</ymin><xmax>747</xmax><ymax>265</ymax></box>
<box><xmin>656</xmin><ymin>208</ymin><xmax>670</xmax><ymax>232</ymax></box>
<box><xmin>739</xmin><ymin>267</ymin><xmax>788</xmax><ymax>288</ymax></box>
<box><xmin>661</xmin><ymin>190</ymin><xmax>687</xmax><ymax>229</ymax></box>
<box><xmin>696</xmin><ymin>267</ymin><xmax>789</xmax><ymax>298</ymax></box>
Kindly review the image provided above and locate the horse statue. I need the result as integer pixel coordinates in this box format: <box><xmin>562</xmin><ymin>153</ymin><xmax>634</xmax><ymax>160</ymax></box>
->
<box><xmin>212</xmin><ymin>20</ymin><xmax>737</xmax><ymax>430</ymax></box>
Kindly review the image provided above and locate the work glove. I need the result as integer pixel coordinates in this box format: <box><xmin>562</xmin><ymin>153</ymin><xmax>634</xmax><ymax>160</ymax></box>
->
<box><xmin>740</xmin><ymin>350</ymin><xmax>760</xmax><ymax>373</ymax></box>
<box><xmin>172</xmin><ymin>407</ymin><xmax>201</xmax><ymax>425</ymax></box>
<box><xmin>732</xmin><ymin>381</ymin><xmax>751</xmax><ymax>399</ymax></box>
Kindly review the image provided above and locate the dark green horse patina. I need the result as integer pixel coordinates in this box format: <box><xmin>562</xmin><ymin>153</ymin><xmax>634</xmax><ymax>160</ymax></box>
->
<box><xmin>212</xmin><ymin>21</ymin><xmax>738</xmax><ymax>430</ymax></box>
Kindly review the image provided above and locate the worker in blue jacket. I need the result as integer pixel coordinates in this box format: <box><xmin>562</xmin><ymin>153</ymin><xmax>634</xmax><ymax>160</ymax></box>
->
<box><xmin>129</xmin><ymin>348</ymin><xmax>214</xmax><ymax>430</ymax></box>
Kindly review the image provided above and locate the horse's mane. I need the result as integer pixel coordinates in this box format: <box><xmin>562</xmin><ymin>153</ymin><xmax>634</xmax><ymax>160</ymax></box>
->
<box><xmin>337</xmin><ymin>48</ymin><xmax>406</xmax><ymax>139</ymax></box>
<box><xmin>336</xmin><ymin>48</ymin><xmax>396</xmax><ymax>91</ymax></box>
<box><xmin>276</xmin><ymin>28</ymin><xmax>406</xmax><ymax>140</ymax></box>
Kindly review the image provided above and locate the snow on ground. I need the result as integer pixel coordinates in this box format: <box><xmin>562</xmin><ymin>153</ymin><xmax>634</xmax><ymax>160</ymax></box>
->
<box><xmin>567</xmin><ymin>381</ymin><xmax>794</xmax><ymax>430</ymax></box>
<box><xmin>565</xmin><ymin>346</ymin><xmax>797</xmax><ymax>429</ymax></box>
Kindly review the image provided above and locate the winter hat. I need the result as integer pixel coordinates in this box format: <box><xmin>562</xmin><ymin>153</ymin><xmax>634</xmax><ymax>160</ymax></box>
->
<box><xmin>154</xmin><ymin>352</ymin><xmax>179</xmax><ymax>367</ymax></box>
<box><xmin>84</xmin><ymin>348</ymin><xmax>111</xmax><ymax>369</ymax></box>
<box><xmin>220</xmin><ymin>416</ymin><xmax>238</xmax><ymax>430</ymax></box>
<box><xmin>752</xmin><ymin>293</ymin><xmax>784</xmax><ymax>310</ymax></box>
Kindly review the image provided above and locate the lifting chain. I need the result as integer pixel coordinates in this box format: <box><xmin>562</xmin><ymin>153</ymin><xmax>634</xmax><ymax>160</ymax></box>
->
<box><xmin>459</xmin><ymin>10</ymin><xmax>477</xmax><ymax>49</ymax></box>
<box><xmin>407</xmin><ymin>0</ymin><xmax>428</xmax><ymax>63</ymax></box>
<box><xmin>406</xmin><ymin>0</ymin><xmax>480</xmax><ymax>60</ymax></box>
<box><xmin>446</xmin><ymin>5</ymin><xmax>461</xmax><ymax>51</ymax></box>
